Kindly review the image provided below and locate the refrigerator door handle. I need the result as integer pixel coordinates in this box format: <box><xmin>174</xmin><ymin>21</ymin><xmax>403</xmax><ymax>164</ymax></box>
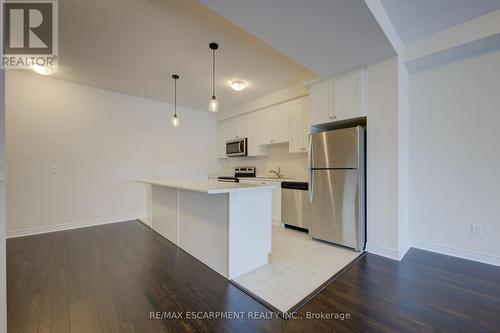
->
<box><xmin>308</xmin><ymin>135</ymin><xmax>314</xmax><ymax>203</ymax></box>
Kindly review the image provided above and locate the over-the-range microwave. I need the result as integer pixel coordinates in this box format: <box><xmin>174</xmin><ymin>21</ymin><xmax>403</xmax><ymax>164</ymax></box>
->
<box><xmin>226</xmin><ymin>138</ymin><xmax>247</xmax><ymax>157</ymax></box>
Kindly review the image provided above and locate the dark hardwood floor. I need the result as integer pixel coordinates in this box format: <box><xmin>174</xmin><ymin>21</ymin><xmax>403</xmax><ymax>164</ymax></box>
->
<box><xmin>7</xmin><ymin>220</ymin><xmax>500</xmax><ymax>332</ymax></box>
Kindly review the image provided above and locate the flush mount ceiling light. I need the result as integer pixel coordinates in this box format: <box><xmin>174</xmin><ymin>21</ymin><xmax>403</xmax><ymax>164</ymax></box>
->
<box><xmin>208</xmin><ymin>42</ymin><xmax>219</xmax><ymax>113</ymax></box>
<box><xmin>32</xmin><ymin>65</ymin><xmax>54</xmax><ymax>76</ymax></box>
<box><xmin>229</xmin><ymin>80</ymin><xmax>247</xmax><ymax>91</ymax></box>
<box><xmin>171</xmin><ymin>74</ymin><xmax>180</xmax><ymax>128</ymax></box>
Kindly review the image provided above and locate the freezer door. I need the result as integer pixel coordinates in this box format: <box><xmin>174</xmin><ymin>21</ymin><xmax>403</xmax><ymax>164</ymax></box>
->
<box><xmin>310</xmin><ymin>127</ymin><xmax>362</xmax><ymax>169</ymax></box>
<box><xmin>309</xmin><ymin>169</ymin><xmax>364</xmax><ymax>250</ymax></box>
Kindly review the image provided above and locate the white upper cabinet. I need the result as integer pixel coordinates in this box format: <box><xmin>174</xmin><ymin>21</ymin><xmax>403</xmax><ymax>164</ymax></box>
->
<box><xmin>217</xmin><ymin>120</ymin><xmax>230</xmax><ymax>158</ymax></box>
<box><xmin>216</xmin><ymin>96</ymin><xmax>310</xmax><ymax>158</ymax></box>
<box><xmin>236</xmin><ymin>114</ymin><xmax>249</xmax><ymax>140</ymax></box>
<box><xmin>217</xmin><ymin>117</ymin><xmax>242</xmax><ymax>159</ymax></box>
<box><xmin>245</xmin><ymin>111</ymin><xmax>267</xmax><ymax>157</ymax></box>
<box><xmin>262</xmin><ymin>103</ymin><xmax>289</xmax><ymax>145</ymax></box>
<box><xmin>310</xmin><ymin>79</ymin><xmax>334</xmax><ymax>125</ymax></box>
<box><xmin>309</xmin><ymin>69</ymin><xmax>366</xmax><ymax>126</ymax></box>
<box><xmin>334</xmin><ymin>71</ymin><xmax>366</xmax><ymax>121</ymax></box>
<box><xmin>288</xmin><ymin>97</ymin><xmax>309</xmax><ymax>153</ymax></box>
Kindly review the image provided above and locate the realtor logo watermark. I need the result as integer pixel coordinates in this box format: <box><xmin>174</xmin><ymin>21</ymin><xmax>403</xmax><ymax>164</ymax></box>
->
<box><xmin>1</xmin><ymin>0</ymin><xmax>58</xmax><ymax>69</ymax></box>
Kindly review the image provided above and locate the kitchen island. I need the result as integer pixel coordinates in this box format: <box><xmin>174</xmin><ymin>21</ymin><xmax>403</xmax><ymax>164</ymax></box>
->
<box><xmin>136</xmin><ymin>179</ymin><xmax>274</xmax><ymax>279</ymax></box>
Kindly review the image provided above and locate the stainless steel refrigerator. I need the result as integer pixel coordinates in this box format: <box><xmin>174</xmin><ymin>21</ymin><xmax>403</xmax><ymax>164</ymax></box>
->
<box><xmin>308</xmin><ymin>126</ymin><xmax>365</xmax><ymax>251</ymax></box>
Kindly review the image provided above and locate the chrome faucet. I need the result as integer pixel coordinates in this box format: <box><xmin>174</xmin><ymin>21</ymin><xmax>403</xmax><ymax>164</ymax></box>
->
<box><xmin>268</xmin><ymin>166</ymin><xmax>282</xmax><ymax>179</ymax></box>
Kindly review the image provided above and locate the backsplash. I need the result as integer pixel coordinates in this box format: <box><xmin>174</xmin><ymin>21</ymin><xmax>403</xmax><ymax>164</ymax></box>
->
<box><xmin>219</xmin><ymin>143</ymin><xmax>308</xmax><ymax>178</ymax></box>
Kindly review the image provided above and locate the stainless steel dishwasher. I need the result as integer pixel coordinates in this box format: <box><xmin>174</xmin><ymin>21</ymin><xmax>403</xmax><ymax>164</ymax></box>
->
<box><xmin>281</xmin><ymin>182</ymin><xmax>310</xmax><ymax>230</ymax></box>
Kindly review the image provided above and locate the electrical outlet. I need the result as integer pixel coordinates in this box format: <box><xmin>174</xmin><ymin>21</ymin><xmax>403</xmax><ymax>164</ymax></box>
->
<box><xmin>471</xmin><ymin>224</ymin><xmax>482</xmax><ymax>236</ymax></box>
<box><xmin>50</xmin><ymin>165</ymin><xmax>60</xmax><ymax>175</ymax></box>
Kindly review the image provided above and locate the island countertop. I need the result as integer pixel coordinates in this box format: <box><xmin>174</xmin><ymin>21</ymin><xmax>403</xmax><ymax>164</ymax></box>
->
<box><xmin>136</xmin><ymin>178</ymin><xmax>275</xmax><ymax>194</ymax></box>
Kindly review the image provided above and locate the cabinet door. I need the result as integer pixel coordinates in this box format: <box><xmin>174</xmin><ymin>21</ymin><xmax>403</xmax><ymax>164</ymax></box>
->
<box><xmin>217</xmin><ymin>120</ymin><xmax>229</xmax><ymax>158</ymax></box>
<box><xmin>245</xmin><ymin>112</ymin><xmax>267</xmax><ymax>156</ymax></box>
<box><xmin>236</xmin><ymin>113</ymin><xmax>249</xmax><ymax>140</ymax></box>
<box><xmin>309</xmin><ymin>79</ymin><xmax>334</xmax><ymax>125</ymax></box>
<box><xmin>225</xmin><ymin>117</ymin><xmax>238</xmax><ymax>140</ymax></box>
<box><xmin>272</xmin><ymin>103</ymin><xmax>289</xmax><ymax>143</ymax></box>
<box><xmin>334</xmin><ymin>71</ymin><xmax>366</xmax><ymax>121</ymax></box>
<box><xmin>288</xmin><ymin>97</ymin><xmax>309</xmax><ymax>153</ymax></box>
<box><xmin>263</xmin><ymin>103</ymin><xmax>289</xmax><ymax>144</ymax></box>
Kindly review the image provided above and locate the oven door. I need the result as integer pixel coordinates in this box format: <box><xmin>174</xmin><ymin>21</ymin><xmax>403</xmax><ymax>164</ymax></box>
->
<box><xmin>226</xmin><ymin>138</ymin><xmax>247</xmax><ymax>157</ymax></box>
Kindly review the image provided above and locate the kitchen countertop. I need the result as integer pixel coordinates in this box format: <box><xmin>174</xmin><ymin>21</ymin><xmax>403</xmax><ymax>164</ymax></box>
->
<box><xmin>136</xmin><ymin>178</ymin><xmax>275</xmax><ymax>194</ymax></box>
<box><xmin>207</xmin><ymin>175</ymin><xmax>308</xmax><ymax>183</ymax></box>
<box><xmin>239</xmin><ymin>176</ymin><xmax>308</xmax><ymax>182</ymax></box>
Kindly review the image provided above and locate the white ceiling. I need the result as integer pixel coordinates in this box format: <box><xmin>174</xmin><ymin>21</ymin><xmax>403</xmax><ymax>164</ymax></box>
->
<box><xmin>199</xmin><ymin>0</ymin><xmax>396</xmax><ymax>78</ymax></box>
<box><xmin>53</xmin><ymin>0</ymin><xmax>316</xmax><ymax>111</ymax></box>
<box><xmin>380</xmin><ymin>0</ymin><xmax>500</xmax><ymax>42</ymax></box>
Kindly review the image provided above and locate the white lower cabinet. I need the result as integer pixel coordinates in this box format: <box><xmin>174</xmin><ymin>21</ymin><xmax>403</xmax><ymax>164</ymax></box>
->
<box><xmin>239</xmin><ymin>179</ymin><xmax>281</xmax><ymax>222</ymax></box>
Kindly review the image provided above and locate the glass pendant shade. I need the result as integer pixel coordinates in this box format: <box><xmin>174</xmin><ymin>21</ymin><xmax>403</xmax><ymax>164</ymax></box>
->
<box><xmin>171</xmin><ymin>114</ymin><xmax>180</xmax><ymax>128</ymax></box>
<box><xmin>209</xmin><ymin>96</ymin><xmax>218</xmax><ymax>113</ymax></box>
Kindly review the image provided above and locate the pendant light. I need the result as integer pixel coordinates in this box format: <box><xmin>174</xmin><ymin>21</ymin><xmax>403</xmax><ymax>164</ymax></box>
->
<box><xmin>171</xmin><ymin>74</ymin><xmax>180</xmax><ymax>128</ymax></box>
<box><xmin>209</xmin><ymin>42</ymin><xmax>219</xmax><ymax>113</ymax></box>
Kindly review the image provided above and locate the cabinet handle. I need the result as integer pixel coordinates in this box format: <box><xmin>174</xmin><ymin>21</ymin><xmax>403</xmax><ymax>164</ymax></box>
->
<box><xmin>300</xmin><ymin>147</ymin><xmax>305</xmax><ymax>151</ymax></box>
<box><xmin>260</xmin><ymin>182</ymin><xmax>266</xmax><ymax>185</ymax></box>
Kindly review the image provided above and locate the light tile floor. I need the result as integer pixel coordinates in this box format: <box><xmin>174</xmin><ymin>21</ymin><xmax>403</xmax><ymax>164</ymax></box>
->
<box><xmin>233</xmin><ymin>224</ymin><xmax>361</xmax><ymax>313</ymax></box>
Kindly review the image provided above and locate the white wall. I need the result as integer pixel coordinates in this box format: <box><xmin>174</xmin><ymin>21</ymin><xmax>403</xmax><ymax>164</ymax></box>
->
<box><xmin>0</xmin><ymin>69</ymin><xmax>7</xmax><ymax>333</ymax></box>
<box><xmin>217</xmin><ymin>84</ymin><xmax>308</xmax><ymax>121</ymax></box>
<box><xmin>410</xmin><ymin>48</ymin><xmax>500</xmax><ymax>265</ymax></box>
<box><xmin>219</xmin><ymin>143</ymin><xmax>308</xmax><ymax>179</ymax></box>
<box><xmin>5</xmin><ymin>71</ymin><xmax>220</xmax><ymax>236</ymax></box>
<box><xmin>365</xmin><ymin>57</ymin><xmax>401</xmax><ymax>259</ymax></box>
<box><xmin>397</xmin><ymin>57</ymin><xmax>410</xmax><ymax>256</ymax></box>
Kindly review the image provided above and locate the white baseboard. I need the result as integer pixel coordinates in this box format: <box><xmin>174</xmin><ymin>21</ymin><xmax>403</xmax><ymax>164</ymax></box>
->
<box><xmin>6</xmin><ymin>213</ymin><xmax>147</xmax><ymax>238</ymax></box>
<box><xmin>397</xmin><ymin>243</ymin><xmax>410</xmax><ymax>261</ymax></box>
<box><xmin>139</xmin><ymin>216</ymin><xmax>152</xmax><ymax>227</ymax></box>
<box><xmin>365</xmin><ymin>242</ymin><xmax>409</xmax><ymax>261</ymax></box>
<box><xmin>412</xmin><ymin>240</ymin><xmax>500</xmax><ymax>267</ymax></box>
<box><xmin>272</xmin><ymin>220</ymin><xmax>282</xmax><ymax>227</ymax></box>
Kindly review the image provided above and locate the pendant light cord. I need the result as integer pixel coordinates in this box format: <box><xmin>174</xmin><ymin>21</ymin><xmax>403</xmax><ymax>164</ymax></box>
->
<box><xmin>212</xmin><ymin>48</ymin><xmax>216</xmax><ymax>98</ymax></box>
<box><xmin>174</xmin><ymin>77</ymin><xmax>177</xmax><ymax>116</ymax></box>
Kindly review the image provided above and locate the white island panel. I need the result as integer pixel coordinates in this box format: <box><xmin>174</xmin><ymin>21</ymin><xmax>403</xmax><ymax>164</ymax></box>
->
<box><xmin>138</xmin><ymin>179</ymin><xmax>274</xmax><ymax>279</ymax></box>
<box><xmin>178</xmin><ymin>190</ymin><xmax>229</xmax><ymax>278</ymax></box>
<box><xmin>228</xmin><ymin>190</ymin><xmax>272</xmax><ymax>279</ymax></box>
<box><xmin>151</xmin><ymin>186</ymin><xmax>178</xmax><ymax>245</ymax></box>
